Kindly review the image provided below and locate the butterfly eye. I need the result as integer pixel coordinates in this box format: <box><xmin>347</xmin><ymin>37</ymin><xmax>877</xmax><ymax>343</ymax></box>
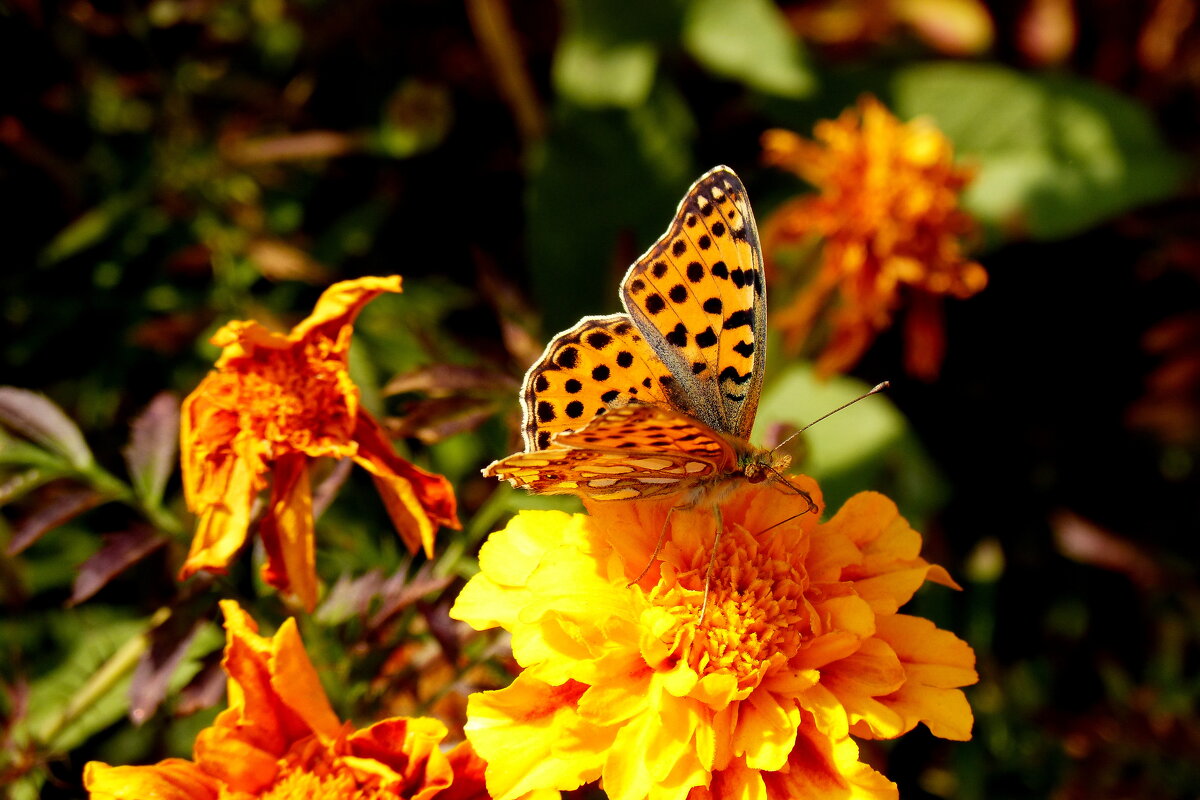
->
<box><xmin>746</xmin><ymin>470</ymin><xmax>767</xmax><ymax>484</ymax></box>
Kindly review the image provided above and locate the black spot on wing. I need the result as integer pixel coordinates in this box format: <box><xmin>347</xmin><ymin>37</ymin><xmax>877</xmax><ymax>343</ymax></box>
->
<box><xmin>616</xmin><ymin>351</ymin><xmax>634</xmax><ymax>368</ymax></box>
<box><xmin>556</xmin><ymin>347</ymin><xmax>579</xmax><ymax>369</ymax></box>
<box><xmin>723</xmin><ymin>309</ymin><xmax>753</xmax><ymax>330</ymax></box>
<box><xmin>732</xmin><ymin>340</ymin><xmax>754</xmax><ymax>357</ymax></box>
<box><xmin>565</xmin><ymin>379</ymin><xmax>582</xmax><ymax>393</ymax></box>
<box><xmin>696</xmin><ymin>327</ymin><xmax>718</xmax><ymax>348</ymax></box>
<box><xmin>719</xmin><ymin>366</ymin><xmax>752</xmax><ymax>385</ymax></box>
<box><xmin>665</xmin><ymin>323</ymin><xmax>688</xmax><ymax>347</ymax></box>
<box><xmin>586</xmin><ymin>331</ymin><xmax>613</xmax><ymax>349</ymax></box>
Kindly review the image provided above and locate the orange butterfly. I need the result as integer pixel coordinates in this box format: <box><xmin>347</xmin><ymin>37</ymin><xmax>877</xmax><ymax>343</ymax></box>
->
<box><xmin>485</xmin><ymin>167</ymin><xmax>807</xmax><ymax>608</ymax></box>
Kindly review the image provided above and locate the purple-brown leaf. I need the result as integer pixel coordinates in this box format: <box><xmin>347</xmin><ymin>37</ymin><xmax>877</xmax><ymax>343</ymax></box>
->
<box><xmin>7</xmin><ymin>482</ymin><xmax>104</xmax><ymax>555</ymax></box>
<box><xmin>70</xmin><ymin>525</ymin><xmax>168</xmax><ymax>605</ymax></box>
<box><xmin>122</xmin><ymin>392</ymin><xmax>180</xmax><ymax>507</ymax></box>
<box><xmin>0</xmin><ymin>386</ymin><xmax>93</xmax><ymax>469</ymax></box>
<box><xmin>175</xmin><ymin>651</ymin><xmax>226</xmax><ymax>716</ymax></box>
<box><xmin>129</xmin><ymin>609</ymin><xmax>204</xmax><ymax>725</ymax></box>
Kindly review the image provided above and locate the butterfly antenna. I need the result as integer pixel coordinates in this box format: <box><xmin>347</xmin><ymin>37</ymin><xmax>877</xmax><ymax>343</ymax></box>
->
<box><xmin>770</xmin><ymin>381</ymin><xmax>890</xmax><ymax>455</ymax></box>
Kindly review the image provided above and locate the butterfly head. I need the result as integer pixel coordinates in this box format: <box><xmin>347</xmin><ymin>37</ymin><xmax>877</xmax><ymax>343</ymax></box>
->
<box><xmin>741</xmin><ymin>449</ymin><xmax>792</xmax><ymax>485</ymax></box>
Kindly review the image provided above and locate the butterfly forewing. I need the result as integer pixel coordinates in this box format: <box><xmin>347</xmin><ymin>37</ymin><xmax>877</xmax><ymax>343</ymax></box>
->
<box><xmin>519</xmin><ymin>314</ymin><xmax>674</xmax><ymax>451</ymax></box>
<box><xmin>620</xmin><ymin>166</ymin><xmax>767</xmax><ymax>441</ymax></box>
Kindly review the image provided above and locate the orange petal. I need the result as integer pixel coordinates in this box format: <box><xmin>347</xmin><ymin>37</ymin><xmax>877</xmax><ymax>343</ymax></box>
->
<box><xmin>196</xmin><ymin>602</ymin><xmax>340</xmax><ymax>788</ymax></box>
<box><xmin>351</xmin><ymin>409</ymin><xmax>460</xmax><ymax>557</ymax></box>
<box><xmin>868</xmin><ymin>614</ymin><xmax>977</xmax><ymax>741</ymax></box>
<box><xmin>441</xmin><ymin>741</ymin><xmax>492</xmax><ymax>800</ymax></box>
<box><xmin>178</xmin><ymin>374</ymin><xmax>264</xmax><ymax>580</ymax></box>
<box><xmin>290</xmin><ymin>275</ymin><xmax>404</xmax><ymax>342</ymax></box>
<box><xmin>257</xmin><ymin>452</ymin><xmax>318</xmax><ymax>611</ymax></box>
<box><xmin>349</xmin><ymin>716</ymin><xmax>453</xmax><ymax>800</ymax></box>
<box><xmin>84</xmin><ymin>759</ymin><xmax>219</xmax><ymax>800</ymax></box>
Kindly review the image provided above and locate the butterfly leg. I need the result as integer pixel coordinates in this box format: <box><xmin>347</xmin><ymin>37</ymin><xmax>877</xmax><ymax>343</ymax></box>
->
<box><xmin>698</xmin><ymin>505</ymin><xmax>723</xmax><ymax>623</ymax></box>
<box><xmin>627</xmin><ymin>502</ymin><xmax>694</xmax><ymax>586</ymax></box>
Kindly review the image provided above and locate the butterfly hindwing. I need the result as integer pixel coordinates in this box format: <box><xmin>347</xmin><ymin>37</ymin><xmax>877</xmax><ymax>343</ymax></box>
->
<box><xmin>487</xmin><ymin>404</ymin><xmax>737</xmax><ymax>500</ymax></box>
<box><xmin>620</xmin><ymin>166</ymin><xmax>766</xmax><ymax>441</ymax></box>
<box><xmin>519</xmin><ymin>314</ymin><xmax>674</xmax><ymax>451</ymax></box>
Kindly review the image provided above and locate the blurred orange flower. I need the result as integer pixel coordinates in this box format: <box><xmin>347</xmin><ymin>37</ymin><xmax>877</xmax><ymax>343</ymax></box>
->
<box><xmin>451</xmin><ymin>479</ymin><xmax>977</xmax><ymax>800</ymax></box>
<box><xmin>85</xmin><ymin>600</ymin><xmax>489</xmax><ymax>800</ymax></box>
<box><xmin>179</xmin><ymin>276</ymin><xmax>459</xmax><ymax>610</ymax></box>
<box><xmin>763</xmin><ymin>96</ymin><xmax>987</xmax><ymax>379</ymax></box>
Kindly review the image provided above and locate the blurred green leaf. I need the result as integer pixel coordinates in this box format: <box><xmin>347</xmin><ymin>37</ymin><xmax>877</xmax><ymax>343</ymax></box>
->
<box><xmin>891</xmin><ymin>63</ymin><xmax>1186</xmax><ymax>241</ymax></box>
<box><xmin>23</xmin><ymin>612</ymin><xmax>144</xmax><ymax>752</ymax></box>
<box><xmin>38</xmin><ymin>191</ymin><xmax>146</xmax><ymax>267</ymax></box>
<box><xmin>756</xmin><ymin>364</ymin><xmax>947</xmax><ymax>523</ymax></box>
<box><xmin>552</xmin><ymin>0</ymin><xmax>683</xmax><ymax>107</ymax></box>
<box><xmin>683</xmin><ymin>0</ymin><xmax>815</xmax><ymax>98</ymax></box>
<box><xmin>555</xmin><ymin>36</ymin><xmax>658</xmax><ymax>108</ymax></box>
<box><xmin>528</xmin><ymin>85</ymin><xmax>696</xmax><ymax>332</ymax></box>
<box><xmin>0</xmin><ymin>387</ymin><xmax>94</xmax><ymax>470</ymax></box>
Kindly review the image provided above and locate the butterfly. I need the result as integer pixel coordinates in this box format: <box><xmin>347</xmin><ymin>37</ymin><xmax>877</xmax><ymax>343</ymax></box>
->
<box><xmin>484</xmin><ymin>166</ymin><xmax>806</xmax><ymax>605</ymax></box>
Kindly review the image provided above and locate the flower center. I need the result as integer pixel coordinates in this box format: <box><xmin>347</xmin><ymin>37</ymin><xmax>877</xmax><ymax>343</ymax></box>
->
<box><xmin>223</xmin><ymin>336</ymin><xmax>356</xmax><ymax>456</ymax></box>
<box><xmin>259</xmin><ymin>735</ymin><xmax>394</xmax><ymax>800</ymax></box>
<box><xmin>656</xmin><ymin>521</ymin><xmax>814</xmax><ymax>688</ymax></box>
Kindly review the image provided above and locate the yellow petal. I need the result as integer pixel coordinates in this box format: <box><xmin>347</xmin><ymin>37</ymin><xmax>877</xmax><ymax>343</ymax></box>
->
<box><xmin>466</xmin><ymin>675</ymin><xmax>606</xmax><ymax>800</ymax></box>
<box><xmin>84</xmin><ymin>759</ymin><xmax>219</xmax><ymax>800</ymax></box>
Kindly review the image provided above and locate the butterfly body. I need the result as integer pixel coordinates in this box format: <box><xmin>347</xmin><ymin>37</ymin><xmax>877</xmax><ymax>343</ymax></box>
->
<box><xmin>486</xmin><ymin>166</ymin><xmax>789</xmax><ymax>508</ymax></box>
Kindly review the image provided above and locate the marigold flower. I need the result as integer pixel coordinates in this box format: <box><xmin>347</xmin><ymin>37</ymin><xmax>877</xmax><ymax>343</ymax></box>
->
<box><xmin>763</xmin><ymin>96</ymin><xmax>987</xmax><ymax>379</ymax></box>
<box><xmin>179</xmin><ymin>276</ymin><xmax>459</xmax><ymax>610</ymax></box>
<box><xmin>451</xmin><ymin>479</ymin><xmax>976</xmax><ymax>800</ymax></box>
<box><xmin>85</xmin><ymin>600</ymin><xmax>489</xmax><ymax>800</ymax></box>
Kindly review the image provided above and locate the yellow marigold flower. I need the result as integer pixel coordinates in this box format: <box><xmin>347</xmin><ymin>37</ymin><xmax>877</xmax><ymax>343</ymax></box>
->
<box><xmin>763</xmin><ymin>96</ymin><xmax>988</xmax><ymax>379</ymax></box>
<box><xmin>179</xmin><ymin>275</ymin><xmax>460</xmax><ymax>610</ymax></box>
<box><xmin>451</xmin><ymin>479</ymin><xmax>977</xmax><ymax>800</ymax></box>
<box><xmin>85</xmin><ymin>600</ymin><xmax>490</xmax><ymax>800</ymax></box>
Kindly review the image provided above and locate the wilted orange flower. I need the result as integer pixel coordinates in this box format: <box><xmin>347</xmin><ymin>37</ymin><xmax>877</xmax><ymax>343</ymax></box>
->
<box><xmin>179</xmin><ymin>275</ymin><xmax>459</xmax><ymax>610</ymax></box>
<box><xmin>763</xmin><ymin>96</ymin><xmax>987</xmax><ymax>379</ymax></box>
<box><xmin>451</xmin><ymin>478</ymin><xmax>977</xmax><ymax>800</ymax></box>
<box><xmin>85</xmin><ymin>600</ymin><xmax>489</xmax><ymax>800</ymax></box>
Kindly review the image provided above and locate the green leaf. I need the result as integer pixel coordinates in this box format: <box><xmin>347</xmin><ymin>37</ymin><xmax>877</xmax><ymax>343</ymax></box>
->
<box><xmin>757</xmin><ymin>364</ymin><xmax>947</xmax><ymax>524</ymax></box>
<box><xmin>555</xmin><ymin>37</ymin><xmax>658</xmax><ymax>108</ymax></box>
<box><xmin>683</xmin><ymin>0</ymin><xmax>815</xmax><ymax>98</ymax></box>
<box><xmin>891</xmin><ymin>62</ymin><xmax>1185</xmax><ymax>240</ymax></box>
<box><xmin>552</xmin><ymin>0</ymin><xmax>682</xmax><ymax>107</ymax></box>
<box><xmin>0</xmin><ymin>387</ymin><xmax>94</xmax><ymax>470</ymax></box>
<box><xmin>38</xmin><ymin>190</ymin><xmax>145</xmax><ymax>266</ymax></box>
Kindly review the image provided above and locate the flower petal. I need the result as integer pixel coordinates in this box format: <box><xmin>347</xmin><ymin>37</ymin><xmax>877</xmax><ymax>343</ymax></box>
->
<box><xmin>84</xmin><ymin>759</ymin><xmax>219</xmax><ymax>800</ymax></box>
<box><xmin>466</xmin><ymin>675</ymin><xmax>606</xmax><ymax>800</ymax></box>
<box><xmin>351</xmin><ymin>408</ymin><xmax>459</xmax><ymax>558</ymax></box>
<box><xmin>290</xmin><ymin>275</ymin><xmax>403</xmax><ymax>342</ymax></box>
<box><xmin>257</xmin><ymin>451</ymin><xmax>318</xmax><ymax>611</ymax></box>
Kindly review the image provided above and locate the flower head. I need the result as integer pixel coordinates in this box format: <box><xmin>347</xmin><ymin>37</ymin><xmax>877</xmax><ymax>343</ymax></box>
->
<box><xmin>451</xmin><ymin>479</ymin><xmax>977</xmax><ymax>800</ymax></box>
<box><xmin>179</xmin><ymin>275</ymin><xmax>459</xmax><ymax>610</ymax></box>
<box><xmin>763</xmin><ymin>96</ymin><xmax>987</xmax><ymax>379</ymax></box>
<box><xmin>85</xmin><ymin>600</ymin><xmax>489</xmax><ymax>800</ymax></box>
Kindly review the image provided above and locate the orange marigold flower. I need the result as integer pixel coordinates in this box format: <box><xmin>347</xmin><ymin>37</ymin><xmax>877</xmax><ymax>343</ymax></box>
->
<box><xmin>85</xmin><ymin>600</ymin><xmax>490</xmax><ymax>800</ymax></box>
<box><xmin>179</xmin><ymin>275</ymin><xmax>459</xmax><ymax>610</ymax></box>
<box><xmin>763</xmin><ymin>96</ymin><xmax>988</xmax><ymax>379</ymax></box>
<box><xmin>451</xmin><ymin>479</ymin><xmax>977</xmax><ymax>800</ymax></box>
